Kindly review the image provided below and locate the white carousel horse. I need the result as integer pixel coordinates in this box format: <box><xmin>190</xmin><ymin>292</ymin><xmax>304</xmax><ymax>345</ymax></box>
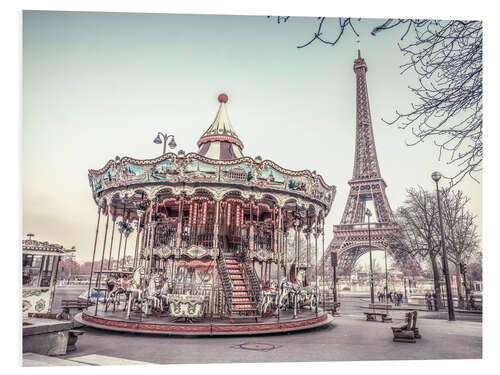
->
<box><xmin>278</xmin><ymin>279</ymin><xmax>301</xmax><ymax>311</ymax></box>
<box><xmin>146</xmin><ymin>273</ymin><xmax>168</xmax><ymax>312</ymax></box>
<box><xmin>298</xmin><ymin>285</ymin><xmax>317</xmax><ymax>310</ymax></box>
<box><xmin>125</xmin><ymin>266</ymin><xmax>147</xmax><ymax>319</ymax></box>
<box><xmin>259</xmin><ymin>281</ymin><xmax>278</xmax><ymax>315</ymax></box>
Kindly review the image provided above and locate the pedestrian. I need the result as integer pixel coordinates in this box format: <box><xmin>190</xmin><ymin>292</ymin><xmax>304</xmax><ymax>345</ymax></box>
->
<box><xmin>469</xmin><ymin>291</ymin><xmax>476</xmax><ymax>310</ymax></box>
<box><xmin>377</xmin><ymin>291</ymin><xmax>381</xmax><ymax>302</ymax></box>
<box><xmin>425</xmin><ymin>292</ymin><xmax>432</xmax><ymax>311</ymax></box>
<box><xmin>432</xmin><ymin>291</ymin><xmax>438</xmax><ymax>311</ymax></box>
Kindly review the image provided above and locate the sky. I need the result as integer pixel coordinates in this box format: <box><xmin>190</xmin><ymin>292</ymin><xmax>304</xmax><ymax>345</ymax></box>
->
<box><xmin>22</xmin><ymin>11</ymin><xmax>482</xmax><ymax>262</ymax></box>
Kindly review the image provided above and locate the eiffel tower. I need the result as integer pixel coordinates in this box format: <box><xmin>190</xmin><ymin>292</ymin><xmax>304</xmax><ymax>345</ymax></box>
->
<box><xmin>325</xmin><ymin>45</ymin><xmax>405</xmax><ymax>276</ymax></box>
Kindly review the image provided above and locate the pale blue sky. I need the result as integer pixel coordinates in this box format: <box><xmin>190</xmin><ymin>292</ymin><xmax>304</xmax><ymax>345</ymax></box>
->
<box><xmin>23</xmin><ymin>11</ymin><xmax>482</xmax><ymax>261</ymax></box>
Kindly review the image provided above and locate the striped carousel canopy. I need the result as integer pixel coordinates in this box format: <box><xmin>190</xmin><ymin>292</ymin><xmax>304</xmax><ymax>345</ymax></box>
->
<box><xmin>197</xmin><ymin>93</ymin><xmax>244</xmax><ymax>160</ymax></box>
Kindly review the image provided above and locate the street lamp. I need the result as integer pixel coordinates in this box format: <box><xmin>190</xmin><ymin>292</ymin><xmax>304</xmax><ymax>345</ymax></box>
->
<box><xmin>366</xmin><ymin>208</ymin><xmax>375</xmax><ymax>304</ymax></box>
<box><xmin>431</xmin><ymin>171</ymin><xmax>456</xmax><ymax>321</ymax></box>
<box><xmin>153</xmin><ymin>132</ymin><xmax>177</xmax><ymax>155</ymax></box>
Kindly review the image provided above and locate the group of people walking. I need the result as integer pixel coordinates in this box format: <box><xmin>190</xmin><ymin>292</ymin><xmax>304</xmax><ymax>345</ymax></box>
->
<box><xmin>376</xmin><ymin>290</ymin><xmax>404</xmax><ymax>306</ymax></box>
<box><xmin>425</xmin><ymin>291</ymin><xmax>439</xmax><ymax>311</ymax></box>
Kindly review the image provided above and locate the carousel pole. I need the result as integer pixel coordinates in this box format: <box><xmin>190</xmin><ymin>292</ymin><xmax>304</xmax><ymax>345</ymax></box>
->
<box><xmin>322</xmin><ymin>218</ymin><xmax>326</xmax><ymax>312</ymax></box>
<box><xmin>314</xmin><ymin>220</ymin><xmax>319</xmax><ymax>317</ymax></box>
<box><xmin>149</xmin><ymin>200</ymin><xmax>158</xmax><ymax>275</ymax></box>
<box><xmin>305</xmin><ymin>228</ymin><xmax>311</xmax><ymax>284</ymax></box>
<box><xmin>115</xmin><ymin>201</ymin><xmax>126</xmax><ymax>270</ymax></box>
<box><xmin>133</xmin><ymin>210</ymin><xmax>144</xmax><ymax>269</ymax></box>
<box><xmin>283</xmin><ymin>228</ymin><xmax>290</xmax><ymax>280</ymax></box>
<box><xmin>293</xmin><ymin>208</ymin><xmax>301</xmax><ymax>319</ymax></box>
<box><xmin>141</xmin><ymin>200</ymin><xmax>154</xmax><ymax>318</ymax></box>
<box><xmin>115</xmin><ymin>224</ymin><xmax>124</xmax><ymax>271</ymax></box>
<box><xmin>107</xmin><ymin>216</ymin><xmax>116</xmax><ymax>270</ymax></box>
<box><xmin>87</xmin><ymin>205</ymin><xmax>101</xmax><ymax>307</ymax></box>
<box><xmin>122</xmin><ymin>227</ymin><xmax>130</xmax><ymax>269</ymax></box>
<box><xmin>277</xmin><ymin>207</ymin><xmax>282</xmax><ymax>323</ymax></box>
<box><xmin>95</xmin><ymin>207</ymin><xmax>110</xmax><ymax>316</ymax></box>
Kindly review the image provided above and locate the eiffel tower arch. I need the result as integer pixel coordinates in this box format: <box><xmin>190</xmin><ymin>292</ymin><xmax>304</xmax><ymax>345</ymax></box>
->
<box><xmin>323</xmin><ymin>46</ymin><xmax>421</xmax><ymax>278</ymax></box>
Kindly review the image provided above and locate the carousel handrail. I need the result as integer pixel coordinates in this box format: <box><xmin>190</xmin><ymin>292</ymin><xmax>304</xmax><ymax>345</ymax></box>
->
<box><xmin>217</xmin><ymin>251</ymin><xmax>233</xmax><ymax>315</ymax></box>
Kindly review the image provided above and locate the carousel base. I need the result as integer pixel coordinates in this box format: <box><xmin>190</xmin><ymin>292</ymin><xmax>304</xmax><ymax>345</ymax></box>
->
<box><xmin>75</xmin><ymin>307</ymin><xmax>333</xmax><ymax>337</ymax></box>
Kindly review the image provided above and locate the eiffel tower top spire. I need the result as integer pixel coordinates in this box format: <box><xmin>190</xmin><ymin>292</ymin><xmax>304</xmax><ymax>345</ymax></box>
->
<box><xmin>351</xmin><ymin>43</ymin><xmax>382</xmax><ymax>181</ymax></box>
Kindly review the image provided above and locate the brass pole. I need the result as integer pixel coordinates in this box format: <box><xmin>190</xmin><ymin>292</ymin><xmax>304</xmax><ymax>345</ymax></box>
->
<box><xmin>87</xmin><ymin>206</ymin><xmax>101</xmax><ymax>307</ymax></box>
<box><xmin>95</xmin><ymin>210</ymin><xmax>110</xmax><ymax>315</ymax></box>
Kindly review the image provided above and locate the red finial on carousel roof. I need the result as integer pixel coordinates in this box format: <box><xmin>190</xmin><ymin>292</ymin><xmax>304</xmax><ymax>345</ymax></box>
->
<box><xmin>218</xmin><ymin>93</ymin><xmax>228</xmax><ymax>103</ymax></box>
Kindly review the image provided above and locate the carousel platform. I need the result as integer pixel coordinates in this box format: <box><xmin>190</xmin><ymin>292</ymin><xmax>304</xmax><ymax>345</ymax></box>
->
<box><xmin>75</xmin><ymin>306</ymin><xmax>333</xmax><ymax>336</ymax></box>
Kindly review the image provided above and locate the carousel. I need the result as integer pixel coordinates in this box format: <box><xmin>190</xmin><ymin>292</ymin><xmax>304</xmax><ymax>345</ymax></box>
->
<box><xmin>78</xmin><ymin>93</ymin><xmax>337</xmax><ymax>335</ymax></box>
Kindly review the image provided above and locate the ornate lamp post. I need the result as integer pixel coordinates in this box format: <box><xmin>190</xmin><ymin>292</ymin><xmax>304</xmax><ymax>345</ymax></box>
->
<box><xmin>431</xmin><ymin>171</ymin><xmax>456</xmax><ymax>321</ymax></box>
<box><xmin>153</xmin><ymin>132</ymin><xmax>177</xmax><ymax>155</ymax></box>
<box><xmin>366</xmin><ymin>208</ymin><xmax>375</xmax><ymax>304</ymax></box>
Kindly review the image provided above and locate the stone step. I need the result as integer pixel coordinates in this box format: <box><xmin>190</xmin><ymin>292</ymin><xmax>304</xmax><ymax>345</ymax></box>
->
<box><xmin>233</xmin><ymin>286</ymin><xmax>248</xmax><ymax>291</ymax></box>
<box><xmin>232</xmin><ymin>307</ymin><xmax>258</xmax><ymax>312</ymax></box>
<box><xmin>233</xmin><ymin>292</ymin><xmax>251</xmax><ymax>297</ymax></box>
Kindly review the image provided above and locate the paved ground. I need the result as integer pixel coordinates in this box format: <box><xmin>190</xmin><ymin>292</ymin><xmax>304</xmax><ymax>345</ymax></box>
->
<box><xmin>53</xmin><ymin>286</ymin><xmax>482</xmax><ymax>364</ymax></box>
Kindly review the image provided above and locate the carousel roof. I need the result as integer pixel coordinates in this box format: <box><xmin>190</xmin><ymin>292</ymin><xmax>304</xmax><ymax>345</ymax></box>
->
<box><xmin>197</xmin><ymin>94</ymin><xmax>244</xmax><ymax>160</ymax></box>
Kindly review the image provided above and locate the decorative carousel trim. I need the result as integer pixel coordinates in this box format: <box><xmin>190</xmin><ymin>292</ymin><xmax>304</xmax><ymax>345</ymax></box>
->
<box><xmin>89</xmin><ymin>152</ymin><xmax>335</xmax><ymax>209</ymax></box>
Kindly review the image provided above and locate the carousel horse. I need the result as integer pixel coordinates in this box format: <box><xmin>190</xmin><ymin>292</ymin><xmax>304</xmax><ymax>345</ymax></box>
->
<box><xmin>298</xmin><ymin>285</ymin><xmax>317</xmax><ymax>310</ymax></box>
<box><xmin>259</xmin><ymin>281</ymin><xmax>278</xmax><ymax>316</ymax></box>
<box><xmin>125</xmin><ymin>266</ymin><xmax>147</xmax><ymax>319</ymax></box>
<box><xmin>278</xmin><ymin>279</ymin><xmax>301</xmax><ymax>311</ymax></box>
<box><xmin>146</xmin><ymin>273</ymin><xmax>168</xmax><ymax>313</ymax></box>
<box><xmin>105</xmin><ymin>275</ymin><xmax>130</xmax><ymax>312</ymax></box>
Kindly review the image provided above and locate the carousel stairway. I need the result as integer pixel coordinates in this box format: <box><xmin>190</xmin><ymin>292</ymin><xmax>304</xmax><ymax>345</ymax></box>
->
<box><xmin>221</xmin><ymin>255</ymin><xmax>261</xmax><ymax>322</ymax></box>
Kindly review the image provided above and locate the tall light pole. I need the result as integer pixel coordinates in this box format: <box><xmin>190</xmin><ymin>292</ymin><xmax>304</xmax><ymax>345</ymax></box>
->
<box><xmin>384</xmin><ymin>244</ymin><xmax>389</xmax><ymax>303</ymax></box>
<box><xmin>366</xmin><ymin>209</ymin><xmax>375</xmax><ymax>304</ymax></box>
<box><xmin>153</xmin><ymin>132</ymin><xmax>177</xmax><ymax>155</ymax></box>
<box><xmin>431</xmin><ymin>171</ymin><xmax>456</xmax><ymax>321</ymax></box>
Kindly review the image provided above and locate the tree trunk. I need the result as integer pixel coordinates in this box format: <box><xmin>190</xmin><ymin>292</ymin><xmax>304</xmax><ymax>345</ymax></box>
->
<box><xmin>430</xmin><ymin>254</ymin><xmax>441</xmax><ymax>311</ymax></box>
<box><xmin>455</xmin><ymin>263</ymin><xmax>463</xmax><ymax>308</ymax></box>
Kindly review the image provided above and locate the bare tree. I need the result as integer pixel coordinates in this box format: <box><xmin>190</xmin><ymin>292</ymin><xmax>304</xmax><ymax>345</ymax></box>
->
<box><xmin>440</xmin><ymin>189</ymin><xmax>480</xmax><ymax>301</ymax></box>
<box><xmin>270</xmin><ymin>17</ymin><xmax>482</xmax><ymax>185</ymax></box>
<box><xmin>393</xmin><ymin>186</ymin><xmax>442</xmax><ymax>309</ymax></box>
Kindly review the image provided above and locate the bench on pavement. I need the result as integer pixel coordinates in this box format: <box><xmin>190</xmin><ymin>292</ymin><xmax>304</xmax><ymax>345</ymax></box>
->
<box><xmin>364</xmin><ymin>311</ymin><xmax>392</xmax><ymax>322</ymax></box>
<box><xmin>392</xmin><ymin>311</ymin><xmax>421</xmax><ymax>343</ymax></box>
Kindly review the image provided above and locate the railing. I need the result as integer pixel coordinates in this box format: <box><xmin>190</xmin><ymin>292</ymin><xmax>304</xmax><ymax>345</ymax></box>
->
<box><xmin>155</xmin><ymin>224</ymin><xmax>177</xmax><ymax>247</ymax></box>
<box><xmin>217</xmin><ymin>251</ymin><xmax>233</xmax><ymax>315</ymax></box>
<box><xmin>334</xmin><ymin>222</ymin><xmax>398</xmax><ymax>231</ymax></box>
<box><xmin>254</xmin><ymin>223</ymin><xmax>274</xmax><ymax>251</ymax></box>
<box><xmin>243</xmin><ymin>262</ymin><xmax>262</xmax><ymax>306</ymax></box>
<box><xmin>181</xmin><ymin>224</ymin><xmax>215</xmax><ymax>248</ymax></box>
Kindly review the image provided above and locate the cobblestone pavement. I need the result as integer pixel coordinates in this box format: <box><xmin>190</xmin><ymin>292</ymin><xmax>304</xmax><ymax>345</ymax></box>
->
<box><xmin>56</xmin><ymin>288</ymin><xmax>481</xmax><ymax>365</ymax></box>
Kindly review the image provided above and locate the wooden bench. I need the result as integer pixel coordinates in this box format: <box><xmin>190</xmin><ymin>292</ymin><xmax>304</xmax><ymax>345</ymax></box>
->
<box><xmin>364</xmin><ymin>311</ymin><xmax>392</xmax><ymax>322</ymax></box>
<box><xmin>61</xmin><ymin>299</ymin><xmax>88</xmax><ymax>314</ymax></box>
<box><xmin>392</xmin><ymin>311</ymin><xmax>421</xmax><ymax>343</ymax></box>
